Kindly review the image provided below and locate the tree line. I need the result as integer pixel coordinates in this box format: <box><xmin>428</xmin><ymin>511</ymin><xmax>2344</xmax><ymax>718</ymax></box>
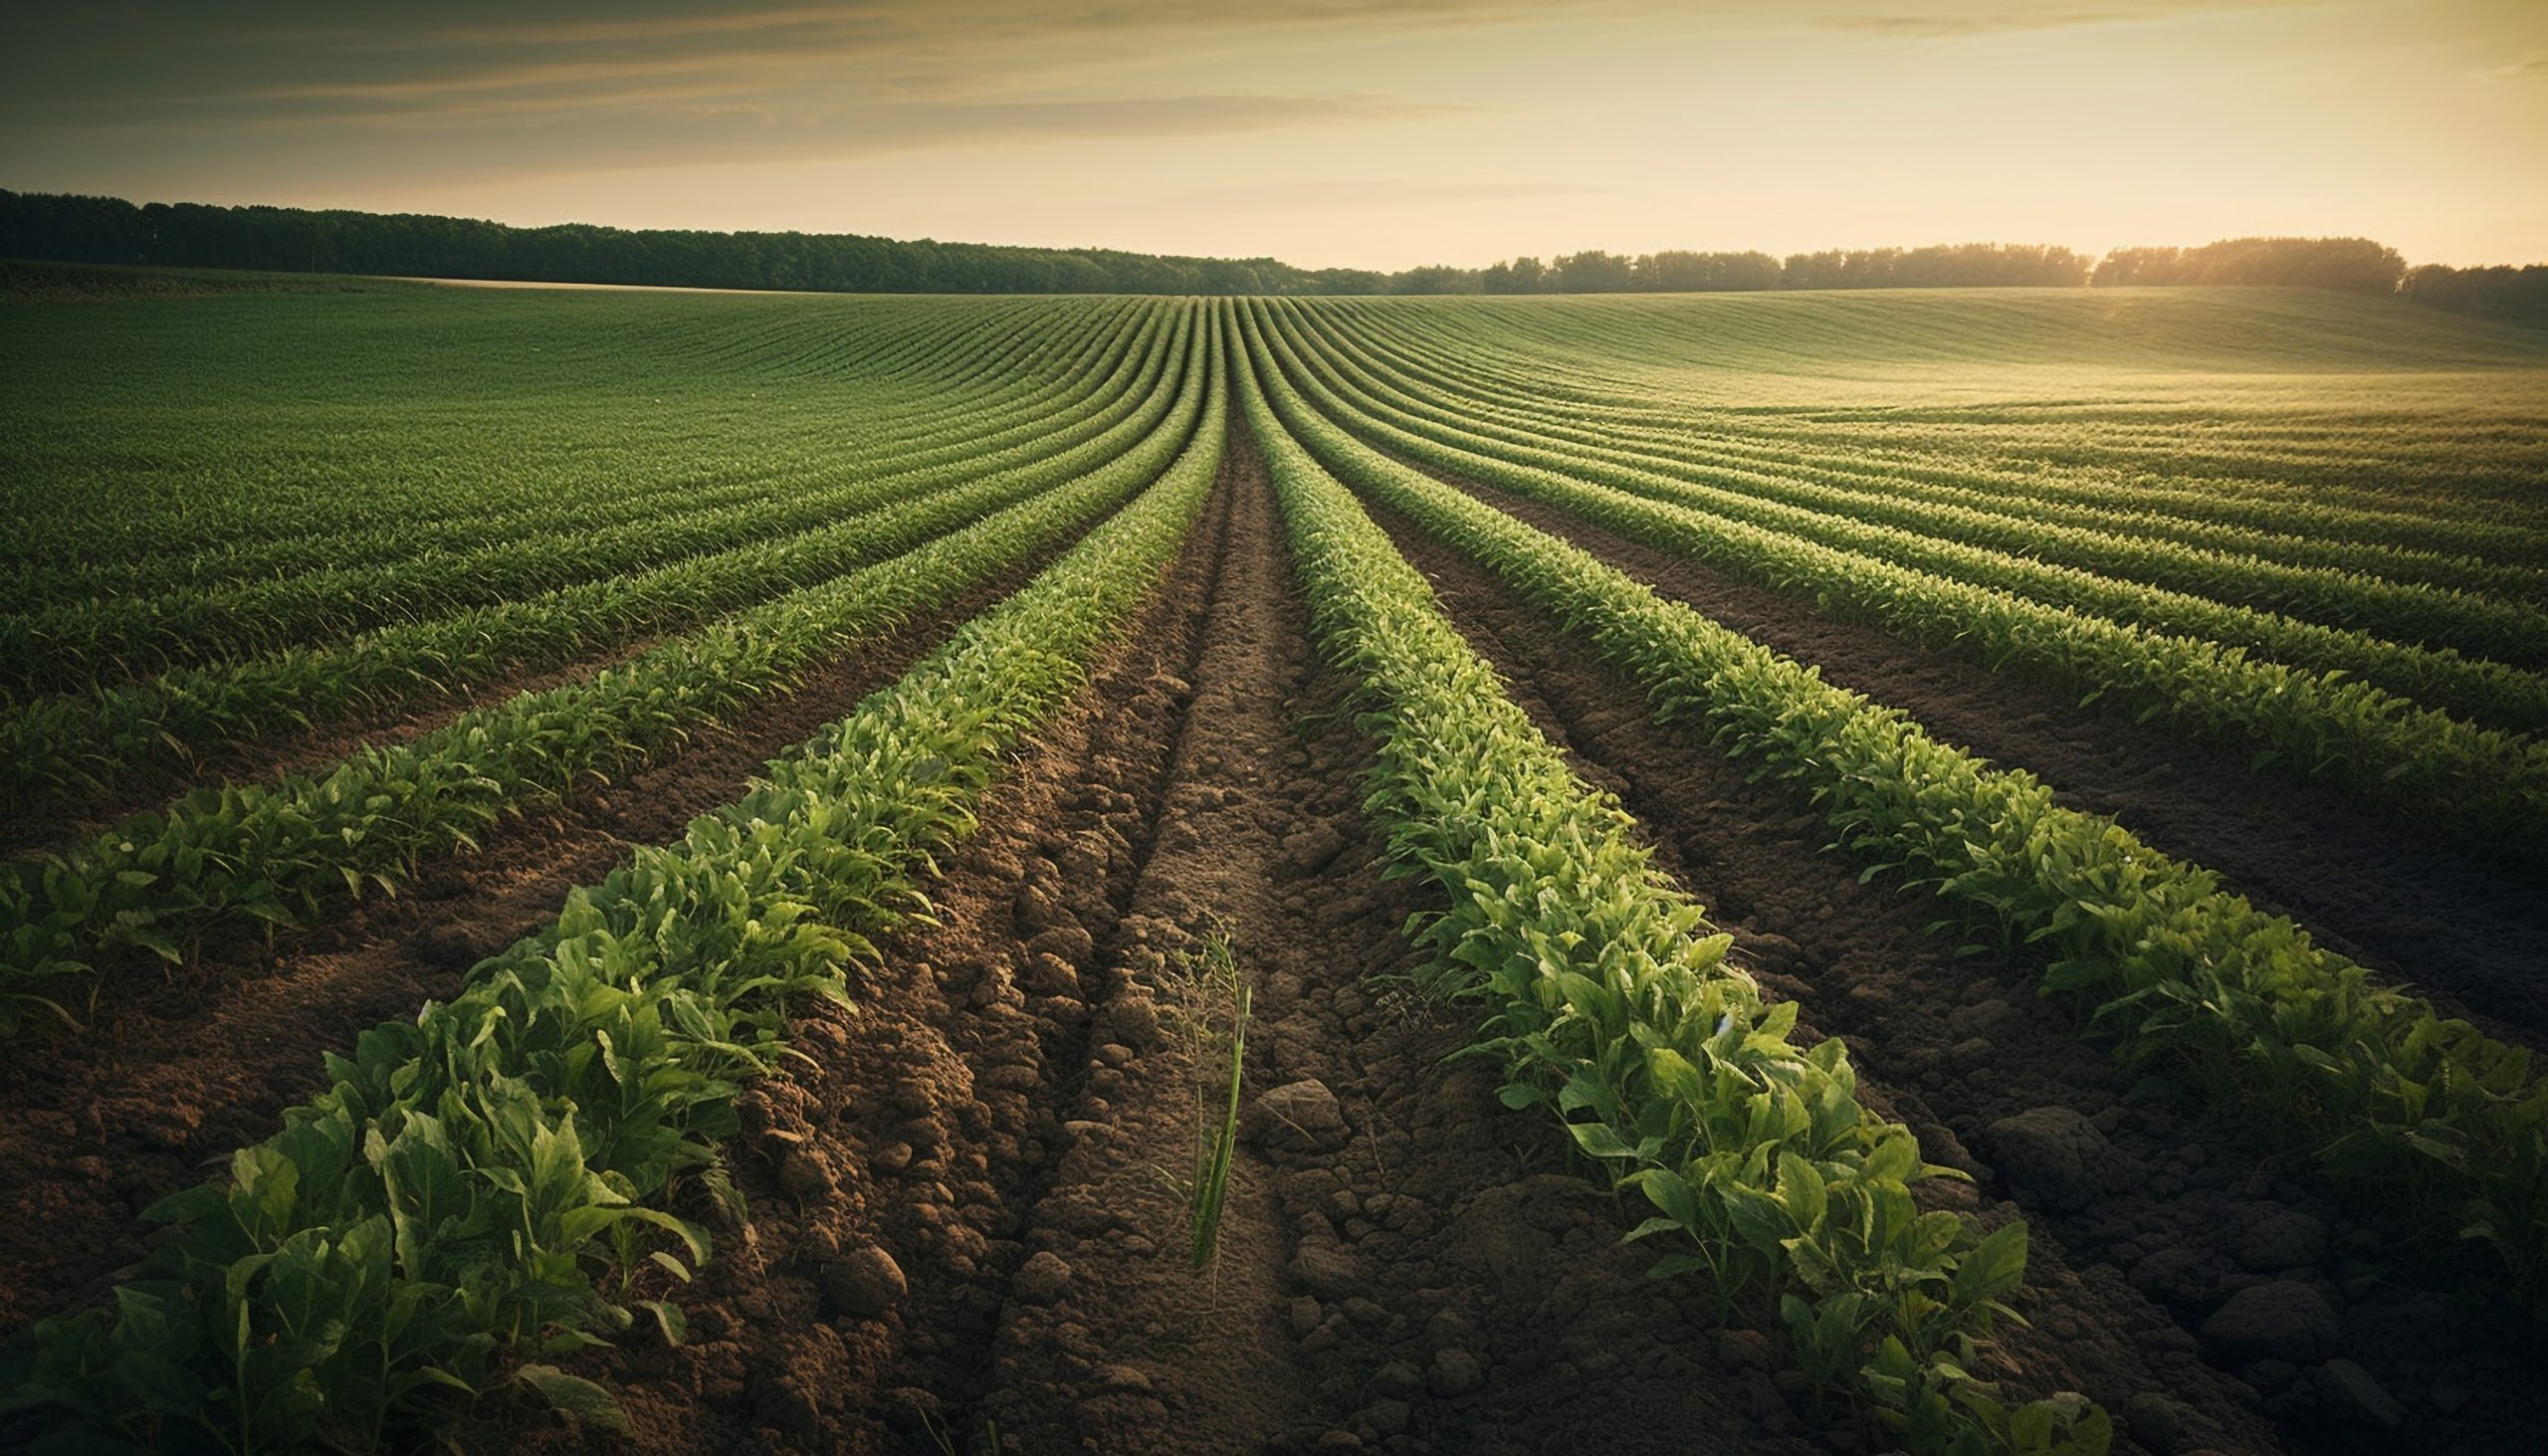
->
<box><xmin>0</xmin><ymin>191</ymin><xmax>1381</xmax><ymax>297</ymax></box>
<box><xmin>1</xmin><ymin>190</ymin><xmax>2538</xmax><ymax>323</ymax></box>
<box><xmin>2396</xmin><ymin>264</ymin><xmax>2548</xmax><ymax>324</ymax></box>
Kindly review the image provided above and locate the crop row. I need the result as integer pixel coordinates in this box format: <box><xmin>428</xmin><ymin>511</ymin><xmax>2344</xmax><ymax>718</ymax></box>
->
<box><xmin>1313</xmin><ymin>297</ymin><xmax>2548</xmax><ymax>568</ymax></box>
<box><xmin>0</xmin><ymin>319</ymin><xmax>1229</xmax><ymax>1451</ymax></box>
<box><xmin>0</xmin><ymin>304</ymin><xmax>1191</xmax><ymax>812</ymax></box>
<box><xmin>1274</xmin><ymin>307</ymin><xmax>2548</xmax><ymax>719</ymax></box>
<box><xmin>0</xmin><ymin>294</ymin><xmax>1082</xmax><ymax>580</ymax></box>
<box><xmin>2</xmin><ymin>302</ymin><xmax>1170</xmax><ymax>695</ymax></box>
<box><xmin>1290</xmin><ymin>301</ymin><xmax>2548</xmax><ymax>605</ymax></box>
<box><xmin>1239</xmin><ymin>319</ymin><xmax>2110</xmax><ymax>1456</ymax></box>
<box><xmin>0</xmin><ymin>297</ymin><xmax>1141</xmax><ymax>616</ymax></box>
<box><xmin>0</xmin><ymin>305</ymin><xmax>1212</xmax><ymax>1037</ymax></box>
<box><xmin>1250</xmin><ymin>305</ymin><xmax>2548</xmax><ymax>865</ymax></box>
<box><xmin>1245</xmin><ymin>314</ymin><xmax>2548</xmax><ymax>1296</ymax></box>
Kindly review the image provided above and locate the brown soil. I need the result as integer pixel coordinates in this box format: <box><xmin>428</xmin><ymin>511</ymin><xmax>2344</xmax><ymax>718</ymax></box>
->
<box><xmin>518</xmin><ymin>432</ymin><xmax>1829</xmax><ymax>1455</ymax></box>
<box><xmin>18</xmin><ymin>424</ymin><xmax>2537</xmax><ymax>1456</ymax></box>
<box><xmin>3</xmin><ymin>633</ymin><xmax>661</xmax><ymax>858</ymax></box>
<box><xmin>0</xmin><ymin>556</ymin><xmax>1060</xmax><ymax>1340</ymax></box>
<box><xmin>1448</xmin><ymin>480</ymin><xmax>2548</xmax><ymax>1050</ymax></box>
<box><xmin>1369</xmin><ymin>490</ymin><xmax>2547</xmax><ymax>1456</ymax></box>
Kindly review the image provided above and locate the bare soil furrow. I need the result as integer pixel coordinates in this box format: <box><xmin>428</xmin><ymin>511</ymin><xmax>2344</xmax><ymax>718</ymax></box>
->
<box><xmin>512</xmin><ymin>437</ymin><xmax>1254</xmax><ymax>1453</ymax></box>
<box><xmin>0</xmin><ymin>555</ymin><xmax>1057</xmax><ymax>1340</ymax></box>
<box><xmin>1375</xmin><ymin>494</ymin><xmax>2545</xmax><ymax>1456</ymax></box>
<box><xmin>3</xmin><ymin>631</ymin><xmax>662</xmax><ymax>859</ymax></box>
<box><xmin>1441</xmin><ymin>475</ymin><xmax>2548</xmax><ymax>1048</ymax></box>
<box><xmin>970</xmin><ymin>428</ymin><xmax>1807</xmax><ymax>1455</ymax></box>
<box><xmin>537</xmin><ymin>429</ymin><xmax>1850</xmax><ymax>1456</ymax></box>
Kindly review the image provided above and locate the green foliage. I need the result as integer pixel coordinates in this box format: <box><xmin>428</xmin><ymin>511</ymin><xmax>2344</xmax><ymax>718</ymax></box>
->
<box><xmin>0</xmin><ymin>300</ymin><xmax>1164</xmax><ymax>699</ymax></box>
<box><xmin>1249</xmin><ymin>299</ymin><xmax>2548</xmax><ymax>867</ymax></box>
<box><xmin>1156</xmin><ymin>933</ymin><xmax>1253</xmax><ymax>1277</ymax></box>
<box><xmin>1299</xmin><ymin>292</ymin><xmax>2548</xmax><ymax>595</ymax></box>
<box><xmin>1270</xmin><ymin>298</ymin><xmax>2548</xmax><ymax>730</ymax></box>
<box><xmin>0</xmin><ymin>312</ymin><xmax>1229</xmax><ymax>1448</ymax></box>
<box><xmin>1237</xmin><ymin>311</ymin><xmax>2102</xmax><ymax>1455</ymax></box>
<box><xmin>1244</xmin><ymin>307</ymin><xmax>2548</xmax><ymax>1296</ymax></box>
<box><xmin>0</xmin><ymin>307</ymin><xmax>1214</xmax><ymax>1038</ymax></box>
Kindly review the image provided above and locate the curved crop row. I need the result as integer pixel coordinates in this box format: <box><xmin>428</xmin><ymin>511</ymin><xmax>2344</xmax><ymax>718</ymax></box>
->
<box><xmin>1239</xmin><ymin>324</ymin><xmax>2109</xmax><ymax>1456</ymax></box>
<box><xmin>1246</xmin><ymin>313</ymin><xmax>2548</xmax><ymax>1296</ymax></box>
<box><xmin>0</xmin><ymin>294</ymin><xmax>1073</xmax><ymax>580</ymax></box>
<box><xmin>0</xmin><ymin>321</ymin><xmax>1227</xmax><ymax>1452</ymax></box>
<box><xmin>1265</xmin><ymin>303</ymin><xmax>2548</xmax><ymax>723</ymax></box>
<box><xmin>1286</xmin><ymin>300</ymin><xmax>2548</xmax><ymax>606</ymax></box>
<box><xmin>1</xmin><ymin>302</ymin><xmax>1169</xmax><ymax>696</ymax></box>
<box><xmin>1316</xmin><ymin>296</ymin><xmax>2548</xmax><ymax>567</ymax></box>
<box><xmin>0</xmin><ymin>303</ymin><xmax>1191</xmax><ymax>812</ymax></box>
<box><xmin>0</xmin><ymin>296</ymin><xmax>1139</xmax><ymax>617</ymax></box>
<box><xmin>1251</xmin><ymin>305</ymin><xmax>2548</xmax><ymax>866</ymax></box>
<box><xmin>0</xmin><ymin>305</ymin><xmax>1212</xmax><ymax>1037</ymax></box>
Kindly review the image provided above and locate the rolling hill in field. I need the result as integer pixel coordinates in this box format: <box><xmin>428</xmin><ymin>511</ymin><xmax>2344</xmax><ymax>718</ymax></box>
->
<box><xmin>3</xmin><ymin>276</ymin><xmax>2544</xmax><ymax>1456</ymax></box>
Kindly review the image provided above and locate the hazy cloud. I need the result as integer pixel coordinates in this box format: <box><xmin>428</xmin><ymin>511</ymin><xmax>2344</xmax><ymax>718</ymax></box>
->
<box><xmin>1827</xmin><ymin>12</ymin><xmax>2129</xmax><ymax>39</ymax></box>
<box><xmin>0</xmin><ymin>5</ymin><xmax>1529</xmax><ymax>195</ymax></box>
<box><xmin>2</xmin><ymin>3</ymin><xmax>1573</xmax><ymax>113</ymax></box>
<box><xmin>2484</xmin><ymin>51</ymin><xmax>2548</xmax><ymax>82</ymax></box>
<box><xmin>1168</xmin><ymin>177</ymin><xmax>1610</xmax><ymax>206</ymax></box>
<box><xmin>0</xmin><ymin>1</ymin><xmax>1526</xmax><ymax>171</ymax></box>
<box><xmin>1818</xmin><ymin>1</ymin><xmax>2307</xmax><ymax>40</ymax></box>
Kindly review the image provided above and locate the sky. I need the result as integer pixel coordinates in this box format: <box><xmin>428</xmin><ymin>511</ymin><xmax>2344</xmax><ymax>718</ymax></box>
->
<box><xmin>2</xmin><ymin>0</ymin><xmax>2543</xmax><ymax>270</ymax></box>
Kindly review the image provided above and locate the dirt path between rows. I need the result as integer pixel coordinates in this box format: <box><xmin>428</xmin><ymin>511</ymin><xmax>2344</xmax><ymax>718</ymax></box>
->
<box><xmin>537</xmin><ymin>429</ymin><xmax>1829</xmax><ymax>1455</ymax></box>
<box><xmin>4</xmin><ymin>630</ymin><xmax>663</xmax><ymax>859</ymax></box>
<box><xmin>0</xmin><ymin>548</ymin><xmax>1067</xmax><ymax>1341</ymax></box>
<box><xmin>969</xmin><ymin>430</ymin><xmax>1812</xmax><ymax>1455</ymax></box>
<box><xmin>1442</xmin><ymin>478</ymin><xmax>2548</xmax><ymax>1049</ymax></box>
<box><xmin>1373</xmin><ymin>494</ymin><xmax>2544</xmax><ymax>1456</ymax></box>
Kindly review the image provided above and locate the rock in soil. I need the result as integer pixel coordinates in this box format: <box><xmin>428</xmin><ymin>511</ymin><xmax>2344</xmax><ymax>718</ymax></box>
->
<box><xmin>1248</xmin><ymin>1078</ymin><xmax>1350</xmax><ymax>1152</ymax></box>
<box><xmin>2198</xmin><ymin>1280</ymin><xmax>2341</xmax><ymax>1364</ymax></box>
<box><xmin>819</xmin><ymin>1245</ymin><xmax>908</xmax><ymax>1320</ymax></box>
<box><xmin>2234</xmin><ymin>1208</ymin><xmax>2329</xmax><ymax>1272</ymax></box>
<box><xmin>1013</xmin><ymin>1250</ymin><xmax>1073</xmax><ymax>1306</ymax></box>
<box><xmin>1980</xmin><ymin>1106</ymin><xmax>2128</xmax><ymax>1213</ymax></box>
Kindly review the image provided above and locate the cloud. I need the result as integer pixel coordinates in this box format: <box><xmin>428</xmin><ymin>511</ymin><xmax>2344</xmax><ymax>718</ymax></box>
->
<box><xmin>0</xmin><ymin>0</ymin><xmax>1542</xmax><ymax>179</ymax></box>
<box><xmin>1825</xmin><ymin>12</ymin><xmax>2127</xmax><ymax>39</ymax></box>
<box><xmin>1172</xmin><ymin>177</ymin><xmax>1608</xmax><ymax>206</ymax></box>
<box><xmin>1</xmin><ymin>1</ymin><xmax>1510</xmax><ymax>180</ymax></box>
<box><xmin>1816</xmin><ymin>1</ymin><xmax>2304</xmax><ymax>40</ymax></box>
<box><xmin>2483</xmin><ymin>52</ymin><xmax>2548</xmax><ymax>83</ymax></box>
<box><xmin>4</xmin><ymin>2</ymin><xmax>1575</xmax><ymax>115</ymax></box>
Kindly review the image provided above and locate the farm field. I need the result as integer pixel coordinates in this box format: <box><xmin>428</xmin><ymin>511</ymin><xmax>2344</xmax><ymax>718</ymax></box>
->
<box><xmin>3</xmin><ymin>278</ymin><xmax>2546</xmax><ymax>1456</ymax></box>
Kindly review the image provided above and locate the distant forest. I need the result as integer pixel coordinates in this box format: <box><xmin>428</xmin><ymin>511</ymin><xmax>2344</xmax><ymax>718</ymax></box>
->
<box><xmin>2</xmin><ymin>190</ymin><xmax>2538</xmax><ymax>323</ymax></box>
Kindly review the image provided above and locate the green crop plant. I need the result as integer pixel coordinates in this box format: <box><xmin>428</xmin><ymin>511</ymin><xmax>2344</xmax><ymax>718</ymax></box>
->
<box><xmin>1241</xmin><ymin>306</ymin><xmax>2548</xmax><ymax>1298</ymax></box>
<box><xmin>0</xmin><ymin>293</ymin><xmax>1084</xmax><ymax>597</ymax></box>
<box><xmin>1246</xmin><ymin>299</ymin><xmax>2548</xmax><ymax>869</ymax></box>
<box><xmin>0</xmin><ymin>306</ymin><xmax>1213</xmax><ymax>1037</ymax></box>
<box><xmin>0</xmin><ymin>301</ymin><xmax>1164</xmax><ymax>699</ymax></box>
<box><xmin>0</xmin><ymin>301</ymin><xmax>1181</xmax><ymax>810</ymax></box>
<box><xmin>0</xmin><ymin>311</ymin><xmax>1230</xmax><ymax>1450</ymax></box>
<box><xmin>1234</xmin><ymin>306</ymin><xmax>2106</xmax><ymax>1456</ymax></box>
<box><xmin>1287</xmin><ymin>298</ymin><xmax>2543</xmax><ymax>589</ymax></box>
<box><xmin>1277</xmin><ymin>299</ymin><xmax>2548</xmax><ymax>637</ymax></box>
<box><xmin>1155</xmin><ymin>932</ymin><xmax>1253</xmax><ymax>1278</ymax></box>
<box><xmin>1300</xmin><ymin>291</ymin><xmax>2548</xmax><ymax>545</ymax></box>
<box><xmin>1265</xmin><ymin>299</ymin><xmax>2548</xmax><ymax>733</ymax></box>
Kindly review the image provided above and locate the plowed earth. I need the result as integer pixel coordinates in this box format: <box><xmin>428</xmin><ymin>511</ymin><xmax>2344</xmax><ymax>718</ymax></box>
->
<box><xmin>1440</xmin><ymin>479</ymin><xmax>2548</xmax><ymax>1050</ymax></box>
<box><xmin>0</xmin><ymin>555</ymin><xmax>1058</xmax><ymax>1340</ymax></box>
<box><xmin>522</xmin><ymin>438</ymin><xmax>1843</xmax><ymax>1455</ymax></box>
<box><xmin>1365</xmin><ymin>472</ymin><xmax>2548</xmax><ymax>1456</ymax></box>
<box><xmin>12</xmin><ymin>422</ymin><xmax>2539</xmax><ymax>1456</ymax></box>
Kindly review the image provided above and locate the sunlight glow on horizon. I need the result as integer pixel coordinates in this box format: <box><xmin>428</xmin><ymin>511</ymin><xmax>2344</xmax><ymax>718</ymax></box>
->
<box><xmin>2</xmin><ymin>1</ymin><xmax>2542</xmax><ymax>270</ymax></box>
